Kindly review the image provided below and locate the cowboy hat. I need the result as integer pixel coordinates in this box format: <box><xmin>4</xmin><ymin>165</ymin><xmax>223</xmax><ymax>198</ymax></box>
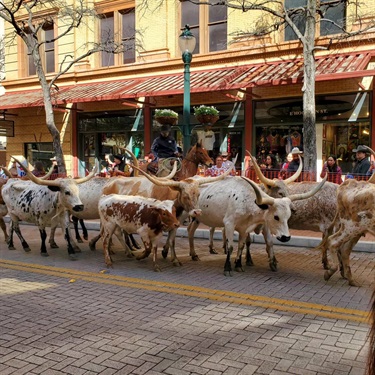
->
<box><xmin>352</xmin><ymin>145</ymin><xmax>369</xmax><ymax>153</ymax></box>
<box><xmin>291</xmin><ymin>147</ymin><xmax>303</xmax><ymax>154</ymax></box>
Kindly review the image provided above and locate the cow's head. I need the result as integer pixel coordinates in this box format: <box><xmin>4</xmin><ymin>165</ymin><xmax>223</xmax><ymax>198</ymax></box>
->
<box><xmin>11</xmin><ymin>156</ymin><xmax>97</xmax><ymax>212</ymax></box>
<box><xmin>241</xmin><ymin>176</ymin><xmax>327</xmax><ymax>243</ymax></box>
<box><xmin>154</xmin><ymin>206</ymin><xmax>180</xmax><ymax>232</ymax></box>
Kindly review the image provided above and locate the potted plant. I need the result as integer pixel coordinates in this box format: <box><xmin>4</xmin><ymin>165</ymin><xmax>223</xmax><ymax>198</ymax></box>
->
<box><xmin>154</xmin><ymin>109</ymin><xmax>179</xmax><ymax>126</ymax></box>
<box><xmin>194</xmin><ymin>105</ymin><xmax>220</xmax><ymax>125</ymax></box>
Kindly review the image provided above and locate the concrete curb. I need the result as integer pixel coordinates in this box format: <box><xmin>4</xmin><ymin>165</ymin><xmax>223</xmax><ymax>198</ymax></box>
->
<box><xmin>82</xmin><ymin>221</ymin><xmax>374</xmax><ymax>253</ymax></box>
<box><xmin>7</xmin><ymin>218</ymin><xmax>374</xmax><ymax>253</ymax></box>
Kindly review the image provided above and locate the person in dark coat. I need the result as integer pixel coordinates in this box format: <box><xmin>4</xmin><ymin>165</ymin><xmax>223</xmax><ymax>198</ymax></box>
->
<box><xmin>151</xmin><ymin>125</ymin><xmax>179</xmax><ymax>160</ymax></box>
<box><xmin>351</xmin><ymin>145</ymin><xmax>371</xmax><ymax>176</ymax></box>
<box><xmin>287</xmin><ymin>147</ymin><xmax>303</xmax><ymax>172</ymax></box>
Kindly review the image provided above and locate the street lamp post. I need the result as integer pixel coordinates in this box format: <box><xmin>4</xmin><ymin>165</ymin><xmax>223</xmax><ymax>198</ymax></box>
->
<box><xmin>178</xmin><ymin>25</ymin><xmax>196</xmax><ymax>155</ymax></box>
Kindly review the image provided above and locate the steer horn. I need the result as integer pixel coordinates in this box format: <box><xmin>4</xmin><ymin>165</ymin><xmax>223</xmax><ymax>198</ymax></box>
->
<box><xmin>0</xmin><ymin>166</ymin><xmax>13</xmax><ymax>178</ymax></box>
<box><xmin>246</xmin><ymin>150</ymin><xmax>302</xmax><ymax>186</ymax></box>
<box><xmin>241</xmin><ymin>176</ymin><xmax>275</xmax><ymax>206</ymax></box>
<box><xmin>289</xmin><ymin>175</ymin><xmax>327</xmax><ymax>202</ymax></box>
<box><xmin>11</xmin><ymin>156</ymin><xmax>97</xmax><ymax>186</ymax></box>
<box><xmin>131</xmin><ymin>165</ymin><xmax>182</xmax><ymax>188</ymax></box>
<box><xmin>158</xmin><ymin>161</ymin><xmax>178</xmax><ymax>180</ymax></box>
<box><xmin>124</xmin><ymin>148</ymin><xmax>139</xmax><ymax>177</ymax></box>
<box><xmin>11</xmin><ymin>156</ymin><xmax>61</xmax><ymax>187</ymax></box>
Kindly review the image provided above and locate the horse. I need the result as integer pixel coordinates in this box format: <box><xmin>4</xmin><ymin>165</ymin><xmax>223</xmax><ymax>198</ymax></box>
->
<box><xmin>140</xmin><ymin>142</ymin><xmax>213</xmax><ymax>180</ymax></box>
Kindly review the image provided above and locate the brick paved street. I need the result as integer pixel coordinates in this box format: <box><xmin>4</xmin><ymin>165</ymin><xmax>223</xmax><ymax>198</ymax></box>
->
<box><xmin>0</xmin><ymin>224</ymin><xmax>374</xmax><ymax>375</ymax></box>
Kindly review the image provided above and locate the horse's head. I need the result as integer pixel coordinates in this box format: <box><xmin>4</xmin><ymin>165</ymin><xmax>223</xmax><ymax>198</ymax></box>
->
<box><xmin>187</xmin><ymin>142</ymin><xmax>213</xmax><ymax>167</ymax></box>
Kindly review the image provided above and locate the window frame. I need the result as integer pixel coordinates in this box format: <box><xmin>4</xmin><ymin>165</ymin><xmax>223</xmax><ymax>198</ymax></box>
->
<box><xmin>20</xmin><ymin>20</ymin><xmax>57</xmax><ymax>77</ymax></box>
<box><xmin>284</xmin><ymin>0</ymin><xmax>346</xmax><ymax>41</ymax></box>
<box><xmin>180</xmin><ymin>0</ymin><xmax>227</xmax><ymax>54</ymax></box>
<box><xmin>97</xmin><ymin>3</ymin><xmax>136</xmax><ymax>67</ymax></box>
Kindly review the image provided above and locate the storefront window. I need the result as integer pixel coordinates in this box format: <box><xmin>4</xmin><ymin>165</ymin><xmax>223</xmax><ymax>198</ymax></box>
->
<box><xmin>78</xmin><ymin>109</ymin><xmax>144</xmax><ymax>173</ymax></box>
<box><xmin>24</xmin><ymin>142</ymin><xmax>54</xmax><ymax>168</ymax></box>
<box><xmin>253</xmin><ymin>92</ymin><xmax>370</xmax><ymax>173</ymax></box>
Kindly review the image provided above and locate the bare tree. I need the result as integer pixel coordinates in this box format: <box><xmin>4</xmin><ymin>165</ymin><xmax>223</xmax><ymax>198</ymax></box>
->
<box><xmin>151</xmin><ymin>0</ymin><xmax>375</xmax><ymax>174</ymax></box>
<box><xmin>0</xmin><ymin>0</ymin><xmax>136</xmax><ymax>174</ymax></box>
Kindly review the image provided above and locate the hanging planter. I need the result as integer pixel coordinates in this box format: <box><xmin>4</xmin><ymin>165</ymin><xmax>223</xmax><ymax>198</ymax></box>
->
<box><xmin>154</xmin><ymin>109</ymin><xmax>178</xmax><ymax>126</ymax></box>
<box><xmin>194</xmin><ymin>105</ymin><xmax>219</xmax><ymax>125</ymax></box>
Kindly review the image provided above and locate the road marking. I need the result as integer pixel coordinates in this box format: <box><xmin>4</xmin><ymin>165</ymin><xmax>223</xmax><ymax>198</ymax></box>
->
<box><xmin>0</xmin><ymin>259</ymin><xmax>370</xmax><ymax>324</ymax></box>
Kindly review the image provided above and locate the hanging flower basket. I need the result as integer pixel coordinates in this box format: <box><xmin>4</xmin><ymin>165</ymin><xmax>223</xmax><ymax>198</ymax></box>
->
<box><xmin>194</xmin><ymin>105</ymin><xmax>219</xmax><ymax>125</ymax></box>
<box><xmin>155</xmin><ymin>116</ymin><xmax>178</xmax><ymax>126</ymax></box>
<box><xmin>154</xmin><ymin>109</ymin><xmax>178</xmax><ymax>126</ymax></box>
<box><xmin>196</xmin><ymin>114</ymin><xmax>219</xmax><ymax>125</ymax></box>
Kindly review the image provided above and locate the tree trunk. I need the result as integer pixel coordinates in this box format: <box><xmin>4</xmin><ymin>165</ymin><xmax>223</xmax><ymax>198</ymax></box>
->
<box><xmin>302</xmin><ymin>0</ymin><xmax>317</xmax><ymax>178</ymax></box>
<box><xmin>30</xmin><ymin>40</ymin><xmax>66</xmax><ymax>175</ymax></box>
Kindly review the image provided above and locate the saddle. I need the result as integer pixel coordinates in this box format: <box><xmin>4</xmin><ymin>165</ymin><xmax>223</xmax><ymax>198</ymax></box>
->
<box><xmin>146</xmin><ymin>158</ymin><xmax>181</xmax><ymax>177</ymax></box>
<box><xmin>146</xmin><ymin>161</ymin><xmax>159</xmax><ymax>175</ymax></box>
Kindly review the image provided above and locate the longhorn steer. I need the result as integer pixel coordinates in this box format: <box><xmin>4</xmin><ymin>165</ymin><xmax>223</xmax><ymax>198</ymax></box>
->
<box><xmin>322</xmin><ymin>178</ymin><xmax>375</xmax><ymax>286</ymax></box>
<box><xmin>96</xmin><ymin>165</ymin><xmax>234</xmax><ymax>266</ymax></box>
<box><xmin>2</xmin><ymin>159</ymin><xmax>96</xmax><ymax>258</ymax></box>
<box><xmin>243</xmin><ymin>152</ymin><xmax>339</xmax><ymax>269</ymax></box>
<box><xmin>188</xmin><ymin>176</ymin><xmax>326</xmax><ymax>275</ymax></box>
<box><xmin>98</xmin><ymin>195</ymin><xmax>180</xmax><ymax>271</ymax></box>
<box><xmin>0</xmin><ymin>166</ymin><xmax>55</xmax><ymax>243</ymax></box>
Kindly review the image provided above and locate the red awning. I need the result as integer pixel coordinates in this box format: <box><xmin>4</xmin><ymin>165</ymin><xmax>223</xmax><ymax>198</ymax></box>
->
<box><xmin>0</xmin><ymin>52</ymin><xmax>373</xmax><ymax>110</ymax></box>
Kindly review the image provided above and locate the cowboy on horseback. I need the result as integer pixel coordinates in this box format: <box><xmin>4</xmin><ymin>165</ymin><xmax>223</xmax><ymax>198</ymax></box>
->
<box><xmin>150</xmin><ymin>125</ymin><xmax>181</xmax><ymax>176</ymax></box>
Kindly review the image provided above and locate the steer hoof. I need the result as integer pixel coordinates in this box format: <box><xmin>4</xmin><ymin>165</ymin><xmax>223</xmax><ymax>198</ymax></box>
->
<box><xmin>172</xmin><ymin>259</ymin><xmax>183</xmax><ymax>267</ymax></box>
<box><xmin>23</xmin><ymin>247</ymin><xmax>31</xmax><ymax>253</ymax></box>
<box><xmin>348</xmin><ymin>279</ymin><xmax>361</xmax><ymax>287</ymax></box>
<box><xmin>69</xmin><ymin>254</ymin><xmax>78</xmax><ymax>261</ymax></box>
<box><xmin>209</xmin><ymin>248</ymin><xmax>219</xmax><ymax>254</ymax></box>
<box><xmin>83</xmin><ymin>235</ymin><xmax>88</xmax><ymax>241</ymax></box>
<box><xmin>269</xmin><ymin>260</ymin><xmax>278</xmax><ymax>272</ymax></box>
<box><xmin>50</xmin><ymin>243</ymin><xmax>59</xmax><ymax>249</ymax></box>
<box><xmin>41</xmin><ymin>252</ymin><xmax>49</xmax><ymax>257</ymax></box>
<box><xmin>324</xmin><ymin>270</ymin><xmax>332</xmax><ymax>281</ymax></box>
<box><xmin>77</xmin><ymin>239</ymin><xmax>84</xmax><ymax>243</ymax></box>
<box><xmin>8</xmin><ymin>246</ymin><xmax>16</xmax><ymax>250</ymax></box>
<box><xmin>154</xmin><ymin>265</ymin><xmax>162</xmax><ymax>272</ymax></box>
<box><xmin>191</xmin><ymin>255</ymin><xmax>200</xmax><ymax>261</ymax></box>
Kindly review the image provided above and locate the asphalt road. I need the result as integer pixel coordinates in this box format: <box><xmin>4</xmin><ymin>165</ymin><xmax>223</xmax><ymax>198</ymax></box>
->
<box><xmin>0</xmin><ymin>224</ymin><xmax>374</xmax><ymax>375</ymax></box>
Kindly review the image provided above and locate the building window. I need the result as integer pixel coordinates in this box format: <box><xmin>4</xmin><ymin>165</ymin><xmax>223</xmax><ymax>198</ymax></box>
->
<box><xmin>285</xmin><ymin>0</ymin><xmax>345</xmax><ymax>41</ymax></box>
<box><xmin>181</xmin><ymin>0</ymin><xmax>227</xmax><ymax>54</ymax></box>
<box><xmin>320</xmin><ymin>1</ymin><xmax>345</xmax><ymax>36</ymax></box>
<box><xmin>25</xmin><ymin>22</ymin><xmax>56</xmax><ymax>76</ymax></box>
<box><xmin>99</xmin><ymin>8</ymin><xmax>135</xmax><ymax>67</ymax></box>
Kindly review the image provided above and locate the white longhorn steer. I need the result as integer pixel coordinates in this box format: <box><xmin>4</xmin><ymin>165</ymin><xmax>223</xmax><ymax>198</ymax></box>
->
<box><xmin>98</xmin><ymin>195</ymin><xmax>180</xmax><ymax>271</ymax></box>
<box><xmin>323</xmin><ymin>177</ymin><xmax>375</xmax><ymax>286</ymax></box>
<box><xmin>2</xmin><ymin>159</ymin><xmax>96</xmax><ymax>259</ymax></box>
<box><xmin>188</xmin><ymin>175</ymin><xmax>326</xmax><ymax>275</ymax></box>
<box><xmin>245</xmin><ymin>152</ymin><xmax>339</xmax><ymax>270</ymax></box>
